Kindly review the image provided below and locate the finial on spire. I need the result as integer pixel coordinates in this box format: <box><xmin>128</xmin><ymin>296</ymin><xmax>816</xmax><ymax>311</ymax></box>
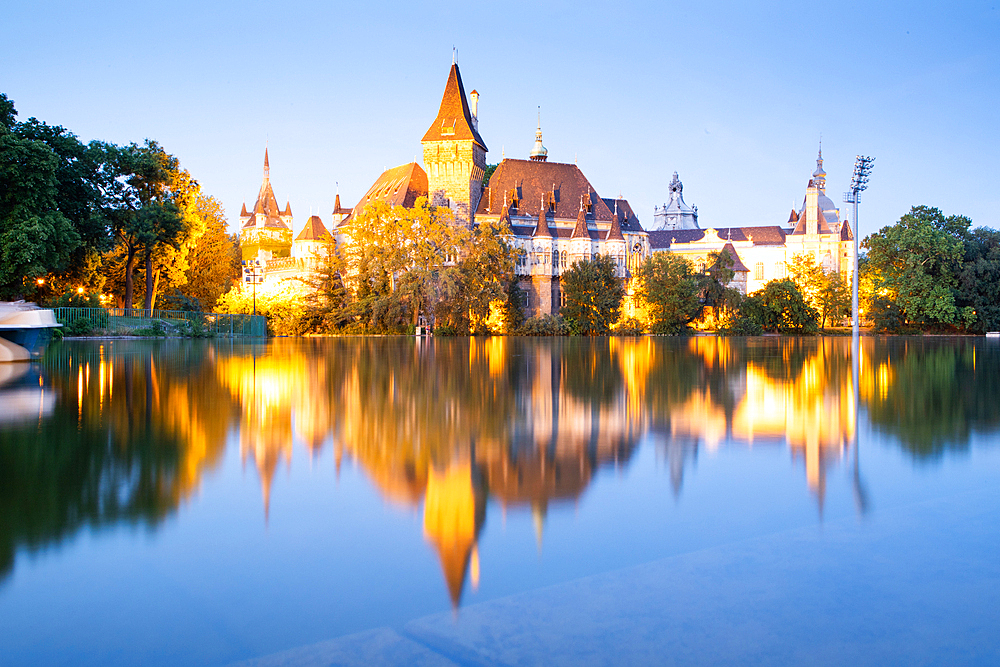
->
<box><xmin>529</xmin><ymin>108</ymin><xmax>548</xmax><ymax>161</ymax></box>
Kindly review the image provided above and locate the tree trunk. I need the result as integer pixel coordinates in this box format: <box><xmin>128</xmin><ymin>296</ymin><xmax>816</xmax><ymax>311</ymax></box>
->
<box><xmin>150</xmin><ymin>267</ymin><xmax>161</xmax><ymax>311</ymax></box>
<box><xmin>143</xmin><ymin>247</ymin><xmax>154</xmax><ymax>314</ymax></box>
<box><xmin>124</xmin><ymin>244</ymin><xmax>137</xmax><ymax>313</ymax></box>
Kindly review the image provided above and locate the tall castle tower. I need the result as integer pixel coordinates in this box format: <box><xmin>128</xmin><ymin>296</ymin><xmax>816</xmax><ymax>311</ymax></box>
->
<box><xmin>421</xmin><ymin>62</ymin><xmax>488</xmax><ymax>224</ymax></box>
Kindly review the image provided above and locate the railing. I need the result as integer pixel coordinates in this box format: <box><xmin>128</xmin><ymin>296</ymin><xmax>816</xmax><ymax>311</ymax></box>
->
<box><xmin>53</xmin><ymin>307</ymin><xmax>267</xmax><ymax>337</ymax></box>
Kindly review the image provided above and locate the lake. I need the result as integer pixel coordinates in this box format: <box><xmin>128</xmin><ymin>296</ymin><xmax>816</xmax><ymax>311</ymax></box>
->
<box><xmin>1</xmin><ymin>336</ymin><xmax>998</xmax><ymax>666</ymax></box>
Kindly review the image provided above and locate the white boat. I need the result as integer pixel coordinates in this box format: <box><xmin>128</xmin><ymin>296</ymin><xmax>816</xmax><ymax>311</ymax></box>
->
<box><xmin>0</xmin><ymin>302</ymin><xmax>62</xmax><ymax>362</ymax></box>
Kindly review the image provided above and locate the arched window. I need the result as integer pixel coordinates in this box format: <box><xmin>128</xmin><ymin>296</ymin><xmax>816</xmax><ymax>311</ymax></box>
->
<box><xmin>561</xmin><ymin>251</ymin><xmax>567</xmax><ymax>268</ymax></box>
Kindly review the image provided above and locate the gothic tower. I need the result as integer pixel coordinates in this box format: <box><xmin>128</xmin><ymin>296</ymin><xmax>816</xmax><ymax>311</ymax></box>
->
<box><xmin>421</xmin><ymin>62</ymin><xmax>488</xmax><ymax>224</ymax></box>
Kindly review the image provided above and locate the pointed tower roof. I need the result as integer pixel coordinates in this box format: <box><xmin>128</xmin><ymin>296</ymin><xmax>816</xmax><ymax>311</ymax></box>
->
<box><xmin>241</xmin><ymin>202</ymin><xmax>249</xmax><ymax>217</ymax></box>
<box><xmin>720</xmin><ymin>242</ymin><xmax>750</xmax><ymax>272</ymax></box>
<box><xmin>787</xmin><ymin>208</ymin><xmax>799</xmax><ymax>223</ymax></box>
<box><xmin>296</xmin><ymin>215</ymin><xmax>330</xmax><ymax>241</ymax></box>
<box><xmin>251</xmin><ymin>147</ymin><xmax>287</xmax><ymax>228</ymax></box>
<box><xmin>533</xmin><ymin>195</ymin><xmax>552</xmax><ymax>238</ymax></box>
<box><xmin>497</xmin><ymin>203</ymin><xmax>511</xmax><ymax>226</ymax></box>
<box><xmin>422</xmin><ymin>63</ymin><xmax>487</xmax><ymax>150</ymax></box>
<box><xmin>571</xmin><ymin>204</ymin><xmax>590</xmax><ymax>239</ymax></box>
<box><xmin>606</xmin><ymin>209</ymin><xmax>625</xmax><ymax>241</ymax></box>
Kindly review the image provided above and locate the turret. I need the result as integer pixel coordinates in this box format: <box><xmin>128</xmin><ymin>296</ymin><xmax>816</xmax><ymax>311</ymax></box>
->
<box><xmin>421</xmin><ymin>62</ymin><xmax>488</xmax><ymax>224</ymax></box>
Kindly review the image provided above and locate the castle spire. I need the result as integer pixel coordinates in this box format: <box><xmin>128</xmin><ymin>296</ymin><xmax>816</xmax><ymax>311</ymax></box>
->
<box><xmin>529</xmin><ymin>107</ymin><xmax>548</xmax><ymax>162</ymax></box>
<box><xmin>263</xmin><ymin>147</ymin><xmax>270</xmax><ymax>180</ymax></box>
<box><xmin>421</xmin><ymin>62</ymin><xmax>486</xmax><ymax>150</ymax></box>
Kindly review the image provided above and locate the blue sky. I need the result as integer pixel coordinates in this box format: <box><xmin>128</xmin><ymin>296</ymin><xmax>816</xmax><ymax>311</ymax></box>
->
<box><xmin>3</xmin><ymin>0</ymin><xmax>998</xmax><ymax>237</ymax></box>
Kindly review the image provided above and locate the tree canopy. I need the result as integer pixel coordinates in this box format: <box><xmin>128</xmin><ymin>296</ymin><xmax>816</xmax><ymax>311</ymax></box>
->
<box><xmin>560</xmin><ymin>255</ymin><xmax>626</xmax><ymax>335</ymax></box>
<box><xmin>634</xmin><ymin>252</ymin><xmax>702</xmax><ymax>334</ymax></box>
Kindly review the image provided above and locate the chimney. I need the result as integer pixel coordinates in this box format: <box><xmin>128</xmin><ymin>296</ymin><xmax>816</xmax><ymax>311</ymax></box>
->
<box><xmin>470</xmin><ymin>89</ymin><xmax>479</xmax><ymax>131</ymax></box>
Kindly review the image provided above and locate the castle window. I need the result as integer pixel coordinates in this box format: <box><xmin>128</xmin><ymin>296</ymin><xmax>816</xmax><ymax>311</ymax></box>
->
<box><xmin>774</xmin><ymin>262</ymin><xmax>785</xmax><ymax>278</ymax></box>
<box><xmin>552</xmin><ymin>249</ymin><xmax>558</xmax><ymax>268</ymax></box>
<box><xmin>561</xmin><ymin>251</ymin><xmax>567</xmax><ymax>268</ymax></box>
<box><xmin>754</xmin><ymin>262</ymin><xmax>764</xmax><ymax>281</ymax></box>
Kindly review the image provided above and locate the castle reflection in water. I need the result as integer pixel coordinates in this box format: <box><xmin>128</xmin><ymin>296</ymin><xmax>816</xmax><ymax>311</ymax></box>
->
<box><xmin>11</xmin><ymin>336</ymin><xmax>991</xmax><ymax>608</ymax></box>
<box><xmin>213</xmin><ymin>336</ymin><xmax>857</xmax><ymax>606</ymax></box>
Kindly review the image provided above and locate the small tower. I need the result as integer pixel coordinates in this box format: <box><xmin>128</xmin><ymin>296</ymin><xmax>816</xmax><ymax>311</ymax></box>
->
<box><xmin>653</xmin><ymin>172</ymin><xmax>699</xmax><ymax>230</ymax></box>
<box><xmin>421</xmin><ymin>62</ymin><xmax>488</xmax><ymax>224</ymax></box>
<box><xmin>529</xmin><ymin>109</ymin><xmax>548</xmax><ymax>162</ymax></box>
<box><xmin>569</xmin><ymin>199</ymin><xmax>592</xmax><ymax>266</ymax></box>
<box><xmin>531</xmin><ymin>194</ymin><xmax>555</xmax><ymax>314</ymax></box>
<box><xmin>239</xmin><ymin>148</ymin><xmax>293</xmax><ymax>262</ymax></box>
<box><xmin>605</xmin><ymin>203</ymin><xmax>627</xmax><ymax>278</ymax></box>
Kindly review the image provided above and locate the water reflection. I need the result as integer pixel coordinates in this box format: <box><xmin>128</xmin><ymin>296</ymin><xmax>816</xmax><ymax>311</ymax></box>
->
<box><xmin>1</xmin><ymin>336</ymin><xmax>998</xmax><ymax>607</ymax></box>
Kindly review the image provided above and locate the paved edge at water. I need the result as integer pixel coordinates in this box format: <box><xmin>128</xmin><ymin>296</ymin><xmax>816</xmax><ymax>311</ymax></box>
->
<box><xmin>229</xmin><ymin>487</ymin><xmax>1000</xmax><ymax>667</ymax></box>
<box><xmin>226</xmin><ymin>627</ymin><xmax>459</xmax><ymax>667</ymax></box>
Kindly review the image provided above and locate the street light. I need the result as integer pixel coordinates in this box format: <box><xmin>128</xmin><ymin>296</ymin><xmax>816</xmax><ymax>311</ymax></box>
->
<box><xmin>844</xmin><ymin>155</ymin><xmax>875</xmax><ymax>339</ymax></box>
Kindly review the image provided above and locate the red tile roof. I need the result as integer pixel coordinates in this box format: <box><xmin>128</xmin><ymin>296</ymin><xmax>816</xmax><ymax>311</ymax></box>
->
<box><xmin>571</xmin><ymin>207</ymin><xmax>590</xmax><ymax>239</ymax></box>
<box><xmin>421</xmin><ymin>64</ymin><xmax>487</xmax><ymax>151</ymax></box>
<box><xmin>296</xmin><ymin>215</ymin><xmax>330</xmax><ymax>241</ymax></box>
<box><xmin>477</xmin><ymin>159</ymin><xmax>640</xmax><ymax>232</ymax></box>
<box><xmin>345</xmin><ymin>162</ymin><xmax>429</xmax><ymax>223</ymax></box>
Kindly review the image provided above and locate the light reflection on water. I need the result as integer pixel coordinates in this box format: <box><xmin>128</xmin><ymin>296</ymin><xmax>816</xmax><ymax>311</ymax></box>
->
<box><xmin>0</xmin><ymin>336</ymin><xmax>997</xmax><ymax>664</ymax></box>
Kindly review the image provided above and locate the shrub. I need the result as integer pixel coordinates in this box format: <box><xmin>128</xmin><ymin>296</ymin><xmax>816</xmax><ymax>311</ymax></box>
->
<box><xmin>434</xmin><ymin>323</ymin><xmax>459</xmax><ymax>336</ymax></box>
<box><xmin>518</xmin><ymin>314</ymin><xmax>569</xmax><ymax>336</ymax></box>
<box><xmin>614</xmin><ymin>317</ymin><xmax>645</xmax><ymax>336</ymax></box>
<box><xmin>62</xmin><ymin>317</ymin><xmax>96</xmax><ymax>336</ymax></box>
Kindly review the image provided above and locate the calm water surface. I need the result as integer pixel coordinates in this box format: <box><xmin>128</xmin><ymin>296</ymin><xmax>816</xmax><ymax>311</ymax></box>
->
<box><xmin>0</xmin><ymin>336</ymin><xmax>998</xmax><ymax>665</ymax></box>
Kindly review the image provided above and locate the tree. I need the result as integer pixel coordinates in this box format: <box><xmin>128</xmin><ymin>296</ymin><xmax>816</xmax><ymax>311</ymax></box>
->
<box><xmin>299</xmin><ymin>233</ymin><xmax>351</xmax><ymax>332</ymax></box>
<box><xmin>755</xmin><ymin>279</ymin><xmax>819</xmax><ymax>334</ymax></box>
<box><xmin>560</xmin><ymin>255</ymin><xmax>626</xmax><ymax>335</ymax></box>
<box><xmin>0</xmin><ymin>94</ymin><xmax>90</xmax><ymax>298</ymax></box>
<box><xmin>634</xmin><ymin>253</ymin><xmax>702</xmax><ymax>334</ymax></box>
<box><xmin>787</xmin><ymin>253</ymin><xmax>851</xmax><ymax>327</ymax></box>
<box><xmin>436</xmin><ymin>216</ymin><xmax>519</xmax><ymax>333</ymax></box>
<box><xmin>94</xmin><ymin>140</ymin><xmax>192</xmax><ymax>310</ymax></box>
<box><xmin>955</xmin><ymin>226</ymin><xmax>1000</xmax><ymax>333</ymax></box>
<box><xmin>339</xmin><ymin>199</ymin><xmax>469</xmax><ymax>332</ymax></box>
<box><xmin>862</xmin><ymin>206</ymin><xmax>974</xmax><ymax>331</ymax></box>
<box><xmin>176</xmin><ymin>195</ymin><xmax>240</xmax><ymax>310</ymax></box>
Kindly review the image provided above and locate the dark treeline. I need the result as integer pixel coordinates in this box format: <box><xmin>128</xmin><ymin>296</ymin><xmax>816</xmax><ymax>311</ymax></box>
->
<box><xmin>0</xmin><ymin>93</ymin><xmax>239</xmax><ymax>310</ymax></box>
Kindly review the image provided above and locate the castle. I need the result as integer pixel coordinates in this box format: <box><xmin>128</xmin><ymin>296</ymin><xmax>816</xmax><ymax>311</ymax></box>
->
<box><xmin>333</xmin><ymin>61</ymin><xmax>648</xmax><ymax>318</ymax></box>
<box><xmin>240</xmin><ymin>61</ymin><xmax>856</xmax><ymax>313</ymax></box>
<box><xmin>647</xmin><ymin>150</ymin><xmax>855</xmax><ymax>295</ymax></box>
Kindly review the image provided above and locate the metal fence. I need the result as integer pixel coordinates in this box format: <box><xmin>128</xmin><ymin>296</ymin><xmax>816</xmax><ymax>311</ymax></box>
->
<box><xmin>53</xmin><ymin>307</ymin><xmax>267</xmax><ymax>337</ymax></box>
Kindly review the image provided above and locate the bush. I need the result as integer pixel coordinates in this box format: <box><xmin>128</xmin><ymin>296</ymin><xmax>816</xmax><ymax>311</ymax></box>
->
<box><xmin>868</xmin><ymin>295</ymin><xmax>911</xmax><ymax>333</ymax></box>
<box><xmin>133</xmin><ymin>320</ymin><xmax>166</xmax><ymax>337</ymax></box>
<box><xmin>434</xmin><ymin>324</ymin><xmax>459</xmax><ymax>336</ymax></box>
<box><xmin>614</xmin><ymin>317</ymin><xmax>645</xmax><ymax>336</ymax></box>
<box><xmin>518</xmin><ymin>314</ymin><xmax>569</xmax><ymax>336</ymax></box>
<box><xmin>62</xmin><ymin>317</ymin><xmax>97</xmax><ymax>336</ymax></box>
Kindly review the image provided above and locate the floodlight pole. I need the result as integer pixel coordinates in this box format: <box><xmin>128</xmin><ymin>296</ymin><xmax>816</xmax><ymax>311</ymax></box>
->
<box><xmin>844</xmin><ymin>156</ymin><xmax>874</xmax><ymax>340</ymax></box>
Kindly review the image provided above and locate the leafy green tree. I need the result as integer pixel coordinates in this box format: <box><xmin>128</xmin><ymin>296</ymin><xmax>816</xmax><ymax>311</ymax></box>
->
<box><xmin>0</xmin><ymin>94</ymin><xmax>85</xmax><ymax>298</ymax></box>
<box><xmin>339</xmin><ymin>199</ymin><xmax>470</xmax><ymax>332</ymax></box>
<box><xmin>93</xmin><ymin>140</ymin><xmax>191</xmax><ymax>310</ymax></box>
<box><xmin>560</xmin><ymin>255</ymin><xmax>626</xmax><ymax>335</ymax></box>
<box><xmin>955</xmin><ymin>226</ymin><xmax>1000</xmax><ymax>333</ymax></box>
<box><xmin>634</xmin><ymin>253</ymin><xmax>702</xmax><ymax>334</ymax></box>
<box><xmin>862</xmin><ymin>205</ymin><xmax>974</xmax><ymax>331</ymax></box>
<box><xmin>787</xmin><ymin>253</ymin><xmax>851</xmax><ymax>327</ymax></box>
<box><xmin>755</xmin><ymin>279</ymin><xmax>819</xmax><ymax>333</ymax></box>
<box><xmin>436</xmin><ymin>217</ymin><xmax>519</xmax><ymax>333</ymax></box>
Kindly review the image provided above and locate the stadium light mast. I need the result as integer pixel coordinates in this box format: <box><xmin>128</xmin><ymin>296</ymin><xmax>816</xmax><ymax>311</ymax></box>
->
<box><xmin>844</xmin><ymin>156</ymin><xmax>875</xmax><ymax>339</ymax></box>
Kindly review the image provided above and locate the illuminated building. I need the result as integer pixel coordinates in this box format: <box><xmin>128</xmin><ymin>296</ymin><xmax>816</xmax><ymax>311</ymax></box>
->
<box><xmin>647</xmin><ymin>148</ymin><xmax>856</xmax><ymax>294</ymax></box>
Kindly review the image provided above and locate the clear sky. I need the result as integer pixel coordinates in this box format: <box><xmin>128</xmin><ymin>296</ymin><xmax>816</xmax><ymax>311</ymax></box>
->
<box><xmin>3</xmin><ymin>0</ymin><xmax>998</xmax><ymax>238</ymax></box>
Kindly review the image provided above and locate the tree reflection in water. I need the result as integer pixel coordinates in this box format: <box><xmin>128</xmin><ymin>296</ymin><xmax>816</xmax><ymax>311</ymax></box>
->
<box><xmin>1</xmin><ymin>336</ymin><xmax>997</xmax><ymax>605</ymax></box>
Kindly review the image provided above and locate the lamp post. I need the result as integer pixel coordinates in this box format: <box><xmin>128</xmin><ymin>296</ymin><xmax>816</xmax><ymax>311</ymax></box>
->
<box><xmin>844</xmin><ymin>155</ymin><xmax>874</xmax><ymax>339</ymax></box>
